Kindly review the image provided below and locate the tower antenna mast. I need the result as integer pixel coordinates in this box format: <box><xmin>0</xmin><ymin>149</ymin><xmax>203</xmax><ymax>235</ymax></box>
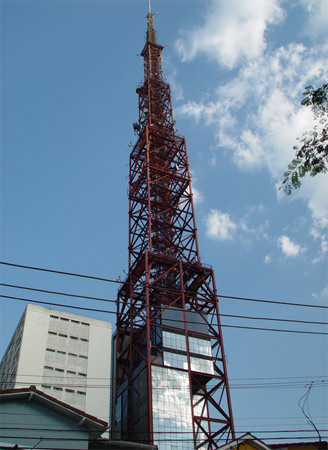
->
<box><xmin>113</xmin><ymin>4</ymin><xmax>235</xmax><ymax>449</ymax></box>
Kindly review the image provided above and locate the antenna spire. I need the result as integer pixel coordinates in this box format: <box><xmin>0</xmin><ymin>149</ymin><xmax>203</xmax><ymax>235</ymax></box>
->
<box><xmin>146</xmin><ymin>0</ymin><xmax>157</xmax><ymax>43</ymax></box>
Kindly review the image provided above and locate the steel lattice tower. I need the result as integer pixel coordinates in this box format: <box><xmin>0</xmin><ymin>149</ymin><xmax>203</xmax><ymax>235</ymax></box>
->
<box><xmin>112</xmin><ymin>5</ymin><xmax>235</xmax><ymax>449</ymax></box>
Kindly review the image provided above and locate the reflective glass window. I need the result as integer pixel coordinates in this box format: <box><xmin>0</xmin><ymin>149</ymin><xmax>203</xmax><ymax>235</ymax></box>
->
<box><xmin>163</xmin><ymin>331</ymin><xmax>186</xmax><ymax>352</ymax></box>
<box><xmin>152</xmin><ymin>366</ymin><xmax>194</xmax><ymax>449</ymax></box>
<box><xmin>163</xmin><ymin>351</ymin><xmax>188</xmax><ymax>370</ymax></box>
<box><xmin>188</xmin><ymin>336</ymin><xmax>212</xmax><ymax>357</ymax></box>
<box><xmin>190</xmin><ymin>356</ymin><xmax>214</xmax><ymax>375</ymax></box>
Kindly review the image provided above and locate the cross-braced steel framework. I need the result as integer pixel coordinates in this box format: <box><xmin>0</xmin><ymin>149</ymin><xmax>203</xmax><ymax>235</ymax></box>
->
<box><xmin>113</xmin><ymin>10</ymin><xmax>235</xmax><ymax>449</ymax></box>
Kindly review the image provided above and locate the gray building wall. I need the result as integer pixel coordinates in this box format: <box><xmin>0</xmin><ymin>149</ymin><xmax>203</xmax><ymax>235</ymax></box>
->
<box><xmin>0</xmin><ymin>304</ymin><xmax>112</xmax><ymax>431</ymax></box>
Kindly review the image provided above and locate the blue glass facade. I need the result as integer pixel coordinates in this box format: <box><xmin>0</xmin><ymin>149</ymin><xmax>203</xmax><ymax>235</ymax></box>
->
<box><xmin>150</xmin><ymin>330</ymin><xmax>213</xmax><ymax>450</ymax></box>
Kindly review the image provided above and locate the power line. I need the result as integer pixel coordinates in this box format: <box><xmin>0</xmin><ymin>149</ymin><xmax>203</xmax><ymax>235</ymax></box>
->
<box><xmin>1</xmin><ymin>376</ymin><xmax>326</xmax><ymax>390</ymax></box>
<box><xmin>1</xmin><ymin>294</ymin><xmax>327</xmax><ymax>335</ymax></box>
<box><xmin>1</xmin><ymin>261</ymin><xmax>327</xmax><ymax>310</ymax></box>
<box><xmin>1</xmin><ymin>283</ymin><xmax>327</xmax><ymax>327</ymax></box>
<box><xmin>0</xmin><ymin>432</ymin><xmax>326</xmax><ymax>442</ymax></box>
<box><xmin>1</xmin><ymin>427</ymin><xmax>327</xmax><ymax>434</ymax></box>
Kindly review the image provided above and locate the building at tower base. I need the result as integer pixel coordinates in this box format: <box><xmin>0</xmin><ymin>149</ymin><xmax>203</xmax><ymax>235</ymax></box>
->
<box><xmin>0</xmin><ymin>303</ymin><xmax>112</xmax><ymax>432</ymax></box>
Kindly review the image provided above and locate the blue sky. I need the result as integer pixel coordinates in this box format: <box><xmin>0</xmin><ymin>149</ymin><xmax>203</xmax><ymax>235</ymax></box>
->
<box><xmin>1</xmin><ymin>0</ymin><xmax>327</xmax><ymax>442</ymax></box>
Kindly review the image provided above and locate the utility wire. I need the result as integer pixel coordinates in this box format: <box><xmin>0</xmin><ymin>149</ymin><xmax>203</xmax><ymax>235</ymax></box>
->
<box><xmin>1</xmin><ymin>376</ymin><xmax>326</xmax><ymax>389</ymax></box>
<box><xmin>1</xmin><ymin>427</ymin><xmax>327</xmax><ymax>434</ymax></box>
<box><xmin>1</xmin><ymin>294</ymin><xmax>327</xmax><ymax>335</ymax></box>
<box><xmin>0</xmin><ymin>433</ymin><xmax>326</xmax><ymax>442</ymax></box>
<box><xmin>1</xmin><ymin>283</ymin><xmax>327</xmax><ymax>326</ymax></box>
<box><xmin>1</xmin><ymin>373</ymin><xmax>326</xmax><ymax>382</ymax></box>
<box><xmin>1</xmin><ymin>261</ymin><xmax>327</xmax><ymax>310</ymax></box>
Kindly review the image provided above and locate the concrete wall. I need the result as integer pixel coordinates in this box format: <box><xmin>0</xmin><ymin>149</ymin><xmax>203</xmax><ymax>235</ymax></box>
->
<box><xmin>1</xmin><ymin>304</ymin><xmax>112</xmax><ymax>433</ymax></box>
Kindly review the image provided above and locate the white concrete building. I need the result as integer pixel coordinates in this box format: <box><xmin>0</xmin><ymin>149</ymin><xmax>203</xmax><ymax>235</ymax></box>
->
<box><xmin>0</xmin><ymin>304</ymin><xmax>112</xmax><ymax>430</ymax></box>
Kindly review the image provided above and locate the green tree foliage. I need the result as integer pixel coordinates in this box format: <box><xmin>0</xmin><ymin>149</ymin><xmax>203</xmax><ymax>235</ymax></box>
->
<box><xmin>281</xmin><ymin>83</ymin><xmax>328</xmax><ymax>195</ymax></box>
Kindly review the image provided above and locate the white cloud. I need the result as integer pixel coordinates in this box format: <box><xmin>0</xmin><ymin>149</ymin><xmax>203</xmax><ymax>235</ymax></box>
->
<box><xmin>167</xmin><ymin>69</ymin><xmax>184</xmax><ymax>101</ymax></box>
<box><xmin>175</xmin><ymin>0</ymin><xmax>285</xmax><ymax>69</ymax></box>
<box><xmin>205</xmin><ymin>209</ymin><xmax>237</xmax><ymax>240</ymax></box>
<box><xmin>310</xmin><ymin>217</ymin><xmax>328</xmax><ymax>263</ymax></box>
<box><xmin>277</xmin><ymin>235</ymin><xmax>305</xmax><ymax>257</ymax></box>
<box><xmin>177</xmin><ymin>40</ymin><xmax>328</xmax><ymax>224</ymax></box>
<box><xmin>312</xmin><ymin>286</ymin><xmax>328</xmax><ymax>302</ymax></box>
<box><xmin>192</xmin><ymin>186</ymin><xmax>204</xmax><ymax>205</ymax></box>
<box><xmin>299</xmin><ymin>0</ymin><xmax>328</xmax><ymax>40</ymax></box>
<box><xmin>264</xmin><ymin>255</ymin><xmax>272</xmax><ymax>263</ymax></box>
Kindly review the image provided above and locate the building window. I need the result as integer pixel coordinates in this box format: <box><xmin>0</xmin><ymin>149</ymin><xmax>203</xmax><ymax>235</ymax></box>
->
<box><xmin>81</xmin><ymin>322</ymin><xmax>89</xmax><ymax>327</ymax></box>
<box><xmin>79</xmin><ymin>355</ymin><xmax>88</xmax><ymax>359</ymax></box>
<box><xmin>190</xmin><ymin>356</ymin><xmax>214</xmax><ymax>375</ymax></box>
<box><xmin>70</xmin><ymin>336</ymin><xmax>78</xmax><ymax>340</ymax></box>
<box><xmin>188</xmin><ymin>336</ymin><xmax>212</xmax><ymax>357</ymax></box>
<box><xmin>77</xmin><ymin>391</ymin><xmax>86</xmax><ymax>396</ymax></box>
<box><xmin>68</xmin><ymin>352</ymin><xmax>77</xmax><ymax>357</ymax></box>
<box><xmin>164</xmin><ymin>351</ymin><xmax>188</xmax><ymax>370</ymax></box>
<box><xmin>50</xmin><ymin>315</ymin><xmax>59</xmax><ymax>319</ymax></box>
<box><xmin>67</xmin><ymin>370</ymin><xmax>76</xmax><ymax>375</ymax></box>
<box><xmin>60</xmin><ymin>317</ymin><xmax>69</xmax><ymax>322</ymax></box>
<box><xmin>58</xmin><ymin>333</ymin><xmax>68</xmax><ymax>338</ymax></box>
<box><xmin>78</xmin><ymin>372</ymin><xmax>87</xmax><ymax>377</ymax></box>
<box><xmin>46</xmin><ymin>348</ymin><xmax>55</xmax><ymax>353</ymax></box>
<box><xmin>57</xmin><ymin>350</ymin><xmax>66</xmax><ymax>355</ymax></box>
<box><xmin>48</xmin><ymin>331</ymin><xmax>57</xmax><ymax>336</ymax></box>
<box><xmin>80</xmin><ymin>338</ymin><xmax>88</xmax><ymax>342</ymax></box>
<box><xmin>163</xmin><ymin>331</ymin><xmax>186</xmax><ymax>352</ymax></box>
<box><xmin>71</xmin><ymin>320</ymin><xmax>80</xmax><ymax>324</ymax></box>
<box><xmin>65</xmin><ymin>388</ymin><xmax>75</xmax><ymax>393</ymax></box>
<box><xmin>53</xmin><ymin>386</ymin><xmax>63</xmax><ymax>391</ymax></box>
<box><xmin>44</xmin><ymin>366</ymin><xmax>53</xmax><ymax>370</ymax></box>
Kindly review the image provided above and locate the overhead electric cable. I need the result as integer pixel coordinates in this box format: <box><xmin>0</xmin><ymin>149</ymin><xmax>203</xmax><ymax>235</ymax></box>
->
<box><xmin>1</xmin><ymin>283</ymin><xmax>327</xmax><ymax>326</ymax></box>
<box><xmin>1</xmin><ymin>284</ymin><xmax>327</xmax><ymax>326</ymax></box>
<box><xmin>1</xmin><ymin>294</ymin><xmax>327</xmax><ymax>335</ymax></box>
<box><xmin>1</xmin><ymin>261</ymin><xmax>327</xmax><ymax>309</ymax></box>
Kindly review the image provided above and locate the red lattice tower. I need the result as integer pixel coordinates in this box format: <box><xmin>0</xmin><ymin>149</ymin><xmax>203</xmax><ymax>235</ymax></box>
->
<box><xmin>113</xmin><ymin>8</ymin><xmax>235</xmax><ymax>449</ymax></box>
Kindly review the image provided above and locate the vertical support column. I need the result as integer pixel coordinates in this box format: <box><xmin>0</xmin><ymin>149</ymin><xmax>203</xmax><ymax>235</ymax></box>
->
<box><xmin>212</xmin><ymin>273</ymin><xmax>235</xmax><ymax>441</ymax></box>
<box><xmin>179</xmin><ymin>260</ymin><xmax>198</xmax><ymax>450</ymax></box>
<box><xmin>145</xmin><ymin>252</ymin><xmax>153</xmax><ymax>444</ymax></box>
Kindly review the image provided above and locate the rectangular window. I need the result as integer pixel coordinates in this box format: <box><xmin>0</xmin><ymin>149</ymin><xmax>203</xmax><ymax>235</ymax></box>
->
<box><xmin>50</xmin><ymin>315</ymin><xmax>59</xmax><ymax>319</ymax></box>
<box><xmin>70</xmin><ymin>336</ymin><xmax>78</xmax><ymax>340</ymax></box>
<box><xmin>46</xmin><ymin>348</ymin><xmax>55</xmax><ymax>353</ymax></box>
<box><xmin>60</xmin><ymin>317</ymin><xmax>69</xmax><ymax>322</ymax></box>
<box><xmin>77</xmin><ymin>391</ymin><xmax>86</xmax><ymax>396</ymax></box>
<box><xmin>71</xmin><ymin>320</ymin><xmax>80</xmax><ymax>324</ymax></box>
<box><xmin>58</xmin><ymin>333</ymin><xmax>68</xmax><ymax>338</ymax></box>
<box><xmin>190</xmin><ymin>356</ymin><xmax>214</xmax><ymax>375</ymax></box>
<box><xmin>53</xmin><ymin>386</ymin><xmax>63</xmax><ymax>391</ymax></box>
<box><xmin>67</xmin><ymin>370</ymin><xmax>76</xmax><ymax>375</ymax></box>
<box><xmin>68</xmin><ymin>353</ymin><xmax>77</xmax><ymax>357</ymax></box>
<box><xmin>44</xmin><ymin>366</ymin><xmax>53</xmax><ymax>370</ymax></box>
<box><xmin>65</xmin><ymin>388</ymin><xmax>75</xmax><ymax>393</ymax></box>
<box><xmin>78</xmin><ymin>372</ymin><xmax>87</xmax><ymax>377</ymax></box>
<box><xmin>79</xmin><ymin>355</ymin><xmax>88</xmax><ymax>359</ymax></box>
<box><xmin>57</xmin><ymin>350</ymin><xmax>66</xmax><ymax>355</ymax></box>
<box><xmin>80</xmin><ymin>338</ymin><xmax>88</xmax><ymax>342</ymax></box>
<box><xmin>81</xmin><ymin>322</ymin><xmax>89</xmax><ymax>327</ymax></box>
<box><xmin>48</xmin><ymin>331</ymin><xmax>57</xmax><ymax>336</ymax></box>
<box><xmin>55</xmin><ymin>368</ymin><xmax>64</xmax><ymax>373</ymax></box>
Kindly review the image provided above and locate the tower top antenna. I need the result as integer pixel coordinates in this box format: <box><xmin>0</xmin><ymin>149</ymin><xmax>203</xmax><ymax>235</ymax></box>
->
<box><xmin>146</xmin><ymin>0</ymin><xmax>156</xmax><ymax>43</ymax></box>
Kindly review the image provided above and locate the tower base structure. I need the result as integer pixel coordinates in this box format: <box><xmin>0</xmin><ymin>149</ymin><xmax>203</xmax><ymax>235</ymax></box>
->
<box><xmin>113</xmin><ymin>252</ymin><xmax>234</xmax><ymax>449</ymax></box>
